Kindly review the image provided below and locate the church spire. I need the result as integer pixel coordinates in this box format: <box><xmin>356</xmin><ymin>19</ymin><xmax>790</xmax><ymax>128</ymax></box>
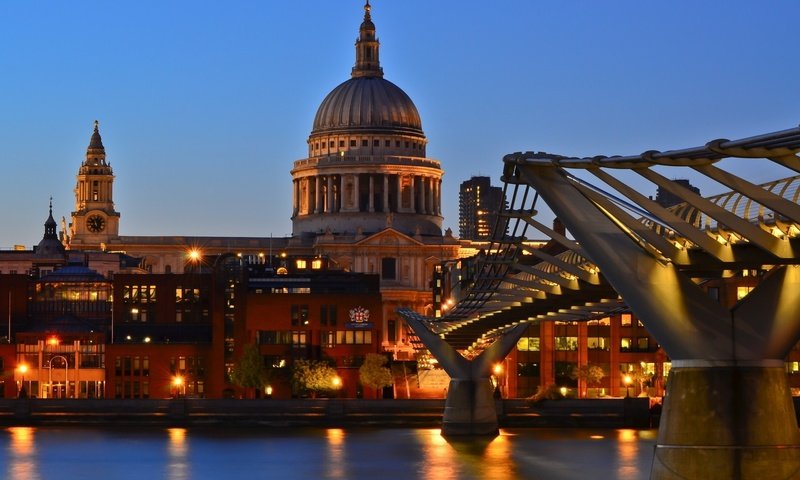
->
<box><xmin>85</xmin><ymin>120</ymin><xmax>107</xmax><ymax>166</ymax></box>
<box><xmin>351</xmin><ymin>0</ymin><xmax>383</xmax><ymax>78</ymax></box>
<box><xmin>44</xmin><ymin>196</ymin><xmax>57</xmax><ymax>239</ymax></box>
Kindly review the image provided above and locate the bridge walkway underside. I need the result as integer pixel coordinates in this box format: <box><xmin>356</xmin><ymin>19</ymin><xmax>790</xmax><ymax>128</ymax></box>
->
<box><xmin>400</xmin><ymin>125</ymin><xmax>800</xmax><ymax>479</ymax></box>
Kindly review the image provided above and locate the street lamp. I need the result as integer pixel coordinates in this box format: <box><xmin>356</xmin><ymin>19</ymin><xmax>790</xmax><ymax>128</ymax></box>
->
<box><xmin>492</xmin><ymin>363</ymin><xmax>505</xmax><ymax>398</ymax></box>
<box><xmin>187</xmin><ymin>248</ymin><xmax>203</xmax><ymax>273</ymax></box>
<box><xmin>173</xmin><ymin>375</ymin><xmax>185</xmax><ymax>398</ymax></box>
<box><xmin>623</xmin><ymin>374</ymin><xmax>633</xmax><ymax>398</ymax></box>
<box><xmin>17</xmin><ymin>363</ymin><xmax>28</xmax><ymax>398</ymax></box>
<box><xmin>332</xmin><ymin>376</ymin><xmax>342</xmax><ymax>397</ymax></box>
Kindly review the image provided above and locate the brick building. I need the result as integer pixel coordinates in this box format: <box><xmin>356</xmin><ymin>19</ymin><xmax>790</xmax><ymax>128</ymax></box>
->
<box><xmin>0</xmin><ymin>255</ymin><xmax>382</xmax><ymax>400</ymax></box>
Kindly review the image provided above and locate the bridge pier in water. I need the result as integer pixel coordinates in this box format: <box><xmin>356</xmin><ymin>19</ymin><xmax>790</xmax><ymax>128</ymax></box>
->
<box><xmin>405</xmin><ymin>316</ymin><xmax>527</xmax><ymax>436</ymax></box>
<box><xmin>654</xmin><ymin>363</ymin><xmax>799</xmax><ymax>479</ymax></box>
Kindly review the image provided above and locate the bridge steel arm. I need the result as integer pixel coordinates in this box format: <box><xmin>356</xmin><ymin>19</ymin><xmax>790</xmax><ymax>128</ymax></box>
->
<box><xmin>515</xmin><ymin>165</ymin><xmax>733</xmax><ymax>360</ymax></box>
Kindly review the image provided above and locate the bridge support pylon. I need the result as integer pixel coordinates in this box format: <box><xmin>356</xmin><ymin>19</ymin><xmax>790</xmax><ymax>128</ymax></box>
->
<box><xmin>653</xmin><ymin>362</ymin><xmax>799</xmax><ymax>480</ymax></box>
<box><xmin>514</xmin><ymin>164</ymin><xmax>800</xmax><ymax>480</ymax></box>
<box><xmin>405</xmin><ymin>315</ymin><xmax>528</xmax><ymax>436</ymax></box>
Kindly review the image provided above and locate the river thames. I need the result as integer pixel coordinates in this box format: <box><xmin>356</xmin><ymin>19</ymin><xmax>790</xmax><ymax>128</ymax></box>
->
<box><xmin>2</xmin><ymin>426</ymin><xmax>658</xmax><ymax>479</ymax></box>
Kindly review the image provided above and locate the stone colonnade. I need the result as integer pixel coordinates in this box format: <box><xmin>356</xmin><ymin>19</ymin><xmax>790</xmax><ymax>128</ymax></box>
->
<box><xmin>293</xmin><ymin>172</ymin><xmax>442</xmax><ymax>217</ymax></box>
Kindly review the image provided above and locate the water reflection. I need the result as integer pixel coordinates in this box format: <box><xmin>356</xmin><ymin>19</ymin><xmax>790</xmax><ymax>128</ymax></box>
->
<box><xmin>417</xmin><ymin>429</ymin><xmax>458</xmax><ymax>479</ymax></box>
<box><xmin>616</xmin><ymin>429</ymin><xmax>644</xmax><ymax>479</ymax></box>
<box><xmin>166</xmin><ymin>427</ymin><xmax>189</xmax><ymax>480</ymax></box>
<box><xmin>325</xmin><ymin>428</ymin><xmax>347</xmax><ymax>479</ymax></box>
<box><xmin>0</xmin><ymin>426</ymin><xmax>658</xmax><ymax>479</ymax></box>
<box><xmin>480</xmin><ymin>433</ymin><xmax>514</xmax><ymax>479</ymax></box>
<box><xmin>7</xmin><ymin>427</ymin><xmax>40</xmax><ymax>480</ymax></box>
<box><xmin>415</xmin><ymin>429</ymin><xmax>516</xmax><ymax>480</ymax></box>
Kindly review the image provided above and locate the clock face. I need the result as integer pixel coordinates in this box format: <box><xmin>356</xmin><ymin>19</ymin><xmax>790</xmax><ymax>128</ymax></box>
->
<box><xmin>87</xmin><ymin>215</ymin><xmax>106</xmax><ymax>233</ymax></box>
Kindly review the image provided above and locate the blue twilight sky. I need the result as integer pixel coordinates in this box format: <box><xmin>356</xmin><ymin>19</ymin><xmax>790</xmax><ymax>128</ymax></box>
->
<box><xmin>0</xmin><ymin>1</ymin><xmax>798</xmax><ymax>248</ymax></box>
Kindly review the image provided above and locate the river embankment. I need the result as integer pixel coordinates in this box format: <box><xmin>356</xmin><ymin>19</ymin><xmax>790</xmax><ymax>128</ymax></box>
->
<box><xmin>0</xmin><ymin>397</ymin><xmax>665</xmax><ymax>428</ymax></box>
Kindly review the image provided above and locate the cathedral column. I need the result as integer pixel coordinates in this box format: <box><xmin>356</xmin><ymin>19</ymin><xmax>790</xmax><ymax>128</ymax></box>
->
<box><xmin>430</xmin><ymin>177</ymin><xmax>436</xmax><ymax>215</ymax></box>
<box><xmin>315</xmin><ymin>176</ymin><xmax>324</xmax><ymax>214</ymax></box>
<box><xmin>338</xmin><ymin>175</ymin><xmax>345</xmax><ymax>212</ymax></box>
<box><xmin>420</xmin><ymin>176</ymin><xmax>427</xmax><ymax>214</ymax></box>
<box><xmin>426</xmin><ymin>177</ymin><xmax>433</xmax><ymax>215</ymax></box>
<box><xmin>397</xmin><ymin>175</ymin><xmax>403</xmax><ymax>212</ymax></box>
<box><xmin>368</xmin><ymin>175</ymin><xmax>375</xmax><ymax>212</ymax></box>
<box><xmin>383</xmin><ymin>174</ymin><xmax>390</xmax><ymax>213</ymax></box>
<box><xmin>433</xmin><ymin>179</ymin><xmax>442</xmax><ymax>215</ymax></box>
<box><xmin>327</xmin><ymin>176</ymin><xmax>334</xmax><ymax>213</ymax></box>
<box><xmin>410</xmin><ymin>175</ymin><xmax>416</xmax><ymax>212</ymax></box>
<box><xmin>306</xmin><ymin>177</ymin><xmax>314</xmax><ymax>215</ymax></box>
<box><xmin>292</xmin><ymin>179</ymin><xmax>298</xmax><ymax>216</ymax></box>
<box><xmin>353</xmin><ymin>174</ymin><xmax>361</xmax><ymax>212</ymax></box>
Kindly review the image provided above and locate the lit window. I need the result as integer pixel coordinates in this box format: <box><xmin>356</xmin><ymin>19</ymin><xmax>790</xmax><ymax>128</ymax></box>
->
<box><xmin>311</xmin><ymin>259</ymin><xmax>323</xmax><ymax>269</ymax></box>
<box><xmin>620</xmin><ymin>338</ymin><xmax>632</xmax><ymax>351</ymax></box>
<box><xmin>554</xmin><ymin>336</ymin><xmax>578</xmax><ymax>351</ymax></box>
<box><xmin>737</xmin><ymin>286</ymin><xmax>754</xmax><ymax>300</ymax></box>
<box><xmin>788</xmin><ymin>361</ymin><xmax>800</xmax><ymax>374</ymax></box>
<box><xmin>587</xmin><ymin>337</ymin><xmax>610</xmax><ymax>351</ymax></box>
<box><xmin>296</xmin><ymin>259</ymin><xmax>307</xmax><ymax>269</ymax></box>
<box><xmin>516</xmin><ymin>337</ymin><xmax>540</xmax><ymax>352</ymax></box>
<box><xmin>291</xmin><ymin>331</ymin><xmax>307</xmax><ymax>346</ymax></box>
<box><xmin>621</xmin><ymin>314</ymin><xmax>632</xmax><ymax>326</ymax></box>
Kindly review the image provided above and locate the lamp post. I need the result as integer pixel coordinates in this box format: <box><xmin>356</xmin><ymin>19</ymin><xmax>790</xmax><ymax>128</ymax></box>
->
<box><xmin>493</xmin><ymin>362</ymin><xmax>504</xmax><ymax>398</ymax></box>
<box><xmin>187</xmin><ymin>249</ymin><xmax>203</xmax><ymax>273</ymax></box>
<box><xmin>623</xmin><ymin>374</ymin><xmax>633</xmax><ymax>398</ymax></box>
<box><xmin>332</xmin><ymin>376</ymin><xmax>342</xmax><ymax>397</ymax></box>
<box><xmin>16</xmin><ymin>363</ymin><xmax>28</xmax><ymax>398</ymax></box>
<box><xmin>173</xmin><ymin>375</ymin><xmax>185</xmax><ymax>398</ymax></box>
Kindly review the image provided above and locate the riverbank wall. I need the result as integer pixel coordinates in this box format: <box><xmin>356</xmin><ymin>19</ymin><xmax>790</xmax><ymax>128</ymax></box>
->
<box><xmin>0</xmin><ymin>397</ymin><xmax>660</xmax><ymax>428</ymax></box>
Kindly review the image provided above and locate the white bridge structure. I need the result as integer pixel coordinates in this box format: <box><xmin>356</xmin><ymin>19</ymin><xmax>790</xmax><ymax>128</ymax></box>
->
<box><xmin>399</xmin><ymin>125</ymin><xmax>800</xmax><ymax>480</ymax></box>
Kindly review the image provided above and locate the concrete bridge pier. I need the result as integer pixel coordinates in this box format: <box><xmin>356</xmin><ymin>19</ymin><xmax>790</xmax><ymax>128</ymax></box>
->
<box><xmin>653</xmin><ymin>362</ymin><xmax>800</xmax><ymax>480</ymax></box>
<box><xmin>404</xmin><ymin>315</ymin><xmax>528</xmax><ymax>436</ymax></box>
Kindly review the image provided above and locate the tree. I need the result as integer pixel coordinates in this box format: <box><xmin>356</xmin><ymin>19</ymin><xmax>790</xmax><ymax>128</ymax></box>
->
<box><xmin>359</xmin><ymin>353</ymin><xmax>393</xmax><ymax>398</ymax></box>
<box><xmin>230</xmin><ymin>343</ymin><xmax>267</xmax><ymax>398</ymax></box>
<box><xmin>571</xmin><ymin>364</ymin><xmax>606</xmax><ymax>397</ymax></box>
<box><xmin>628</xmin><ymin>365</ymin><xmax>654</xmax><ymax>397</ymax></box>
<box><xmin>291</xmin><ymin>359</ymin><xmax>341</xmax><ymax>398</ymax></box>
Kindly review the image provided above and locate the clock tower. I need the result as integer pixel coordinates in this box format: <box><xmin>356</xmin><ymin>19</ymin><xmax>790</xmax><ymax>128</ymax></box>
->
<box><xmin>68</xmin><ymin>121</ymin><xmax>120</xmax><ymax>249</ymax></box>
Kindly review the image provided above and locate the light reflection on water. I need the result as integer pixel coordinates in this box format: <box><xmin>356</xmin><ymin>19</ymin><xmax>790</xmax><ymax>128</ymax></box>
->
<box><xmin>167</xmin><ymin>428</ymin><xmax>188</xmax><ymax>480</ymax></box>
<box><xmin>1</xmin><ymin>426</ymin><xmax>657</xmax><ymax>480</ymax></box>
<box><xmin>325</xmin><ymin>428</ymin><xmax>346</xmax><ymax>479</ymax></box>
<box><xmin>8</xmin><ymin>427</ymin><xmax>40</xmax><ymax>480</ymax></box>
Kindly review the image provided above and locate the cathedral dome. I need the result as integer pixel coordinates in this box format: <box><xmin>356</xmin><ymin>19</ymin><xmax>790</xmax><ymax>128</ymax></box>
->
<box><xmin>311</xmin><ymin>77</ymin><xmax>423</xmax><ymax>136</ymax></box>
<box><xmin>292</xmin><ymin>1</ymin><xmax>443</xmax><ymax>238</ymax></box>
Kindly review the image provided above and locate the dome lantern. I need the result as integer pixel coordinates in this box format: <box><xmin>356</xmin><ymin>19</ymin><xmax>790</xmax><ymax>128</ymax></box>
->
<box><xmin>352</xmin><ymin>0</ymin><xmax>383</xmax><ymax>79</ymax></box>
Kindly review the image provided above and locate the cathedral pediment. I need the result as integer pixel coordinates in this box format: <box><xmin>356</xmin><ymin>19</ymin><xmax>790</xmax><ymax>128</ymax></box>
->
<box><xmin>354</xmin><ymin>228</ymin><xmax>423</xmax><ymax>247</ymax></box>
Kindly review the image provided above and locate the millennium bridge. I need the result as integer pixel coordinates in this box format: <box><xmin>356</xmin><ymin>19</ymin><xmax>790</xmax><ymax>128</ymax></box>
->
<box><xmin>399</xmin><ymin>125</ymin><xmax>800</xmax><ymax>480</ymax></box>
